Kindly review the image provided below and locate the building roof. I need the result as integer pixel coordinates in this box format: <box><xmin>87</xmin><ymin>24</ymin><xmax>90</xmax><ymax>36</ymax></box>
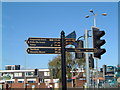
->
<box><xmin>0</xmin><ymin>69</ymin><xmax>50</xmax><ymax>73</ymax></box>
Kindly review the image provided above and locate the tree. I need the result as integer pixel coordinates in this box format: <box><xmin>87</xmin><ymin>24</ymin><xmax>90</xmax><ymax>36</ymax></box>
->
<box><xmin>76</xmin><ymin>58</ymin><xmax>85</xmax><ymax>68</ymax></box>
<box><xmin>48</xmin><ymin>55</ymin><xmax>61</xmax><ymax>79</ymax></box>
<box><xmin>48</xmin><ymin>50</ymin><xmax>85</xmax><ymax>81</ymax></box>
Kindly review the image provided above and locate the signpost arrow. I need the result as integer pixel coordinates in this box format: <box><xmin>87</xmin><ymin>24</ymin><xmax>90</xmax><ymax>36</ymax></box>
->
<box><xmin>66</xmin><ymin>48</ymin><xmax>97</xmax><ymax>53</ymax></box>
<box><xmin>27</xmin><ymin>48</ymin><xmax>61</xmax><ymax>54</ymax></box>
<box><xmin>27</xmin><ymin>47</ymin><xmax>96</xmax><ymax>54</ymax></box>
<box><xmin>26</xmin><ymin>38</ymin><xmax>75</xmax><ymax>47</ymax></box>
<box><xmin>26</xmin><ymin>38</ymin><xmax>61</xmax><ymax>47</ymax></box>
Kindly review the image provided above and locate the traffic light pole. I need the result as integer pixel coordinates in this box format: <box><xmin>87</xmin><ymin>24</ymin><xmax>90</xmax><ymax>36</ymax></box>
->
<box><xmin>61</xmin><ymin>31</ymin><xmax>67</xmax><ymax>90</ymax></box>
<box><xmin>86</xmin><ymin>10</ymin><xmax>107</xmax><ymax>88</ymax></box>
<box><xmin>85</xmin><ymin>29</ymin><xmax>90</xmax><ymax>88</ymax></box>
<box><xmin>96</xmin><ymin>58</ymin><xmax>99</xmax><ymax>88</ymax></box>
<box><xmin>92</xmin><ymin>27</ymin><xmax>99</xmax><ymax>88</ymax></box>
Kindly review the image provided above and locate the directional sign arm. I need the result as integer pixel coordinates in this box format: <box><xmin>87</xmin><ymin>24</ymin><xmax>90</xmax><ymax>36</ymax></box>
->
<box><xmin>26</xmin><ymin>38</ymin><xmax>75</xmax><ymax>47</ymax></box>
<box><xmin>26</xmin><ymin>47</ymin><xmax>97</xmax><ymax>54</ymax></box>
<box><xmin>66</xmin><ymin>48</ymin><xmax>97</xmax><ymax>53</ymax></box>
<box><xmin>27</xmin><ymin>48</ymin><xmax>61</xmax><ymax>54</ymax></box>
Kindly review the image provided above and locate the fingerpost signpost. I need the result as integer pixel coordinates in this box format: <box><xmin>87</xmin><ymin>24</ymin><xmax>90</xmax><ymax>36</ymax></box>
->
<box><xmin>26</xmin><ymin>31</ymin><xmax>97</xmax><ymax>90</ymax></box>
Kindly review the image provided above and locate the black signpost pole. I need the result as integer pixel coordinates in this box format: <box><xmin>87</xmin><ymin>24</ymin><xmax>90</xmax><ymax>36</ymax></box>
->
<box><xmin>61</xmin><ymin>31</ymin><xmax>67</xmax><ymax>90</ymax></box>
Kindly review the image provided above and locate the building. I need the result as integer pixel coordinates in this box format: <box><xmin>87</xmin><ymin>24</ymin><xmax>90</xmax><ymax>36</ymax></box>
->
<box><xmin>5</xmin><ymin>65</ymin><xmax>20</xmax><ymax>70</ymax></box>
<box><xmin>0</xmin><ymin>69</ymin><xmax>52</xmax><ymax>88</ymax></box>
<box><xmin>0</xmin><ymin>68</ymin><xmax>87</xmax><ymax>88</ymax></box>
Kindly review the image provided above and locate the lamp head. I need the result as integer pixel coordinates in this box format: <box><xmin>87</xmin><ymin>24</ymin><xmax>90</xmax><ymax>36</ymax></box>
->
<box><xmin>90</xmin><ymin>9</ymin><xmax>93</xmax><ymax>13</ymax></box>
<box><xmin>85</xmin><ymin>15</ymin><xmax>89</xmax><ymax>18</ymax></box>
<box><xmin>102</xmin><ymin>13</ymin><xmax>107</xmax><ymax>16</ymax></box>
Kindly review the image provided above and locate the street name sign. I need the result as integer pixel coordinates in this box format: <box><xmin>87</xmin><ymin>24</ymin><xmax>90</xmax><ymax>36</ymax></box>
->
<box><xmin>26</xmin><ymin>38</ymin><xmax>75</xmax><ymax>47</ymax></box>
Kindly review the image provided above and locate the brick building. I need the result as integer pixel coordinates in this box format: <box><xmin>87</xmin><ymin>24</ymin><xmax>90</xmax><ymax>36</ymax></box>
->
<box><xmin>0</xmin><ymin>69</ymin><xmax>52</xmax><ymax>88</ymax></box>
<box><xmin>0</xmin><ymin>68</ymin><xmax>88</xmax><ymax>89</ymax></box>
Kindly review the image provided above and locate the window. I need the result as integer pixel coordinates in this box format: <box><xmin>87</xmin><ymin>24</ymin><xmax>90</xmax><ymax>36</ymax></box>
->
<box><xmin>18</xmin><ymin>79</ymin><xmax>24</xmax><ymax>83</ymax></box>
<box><xmin>14</xmin><ymin>73</ymin><xmax>22</xmax><ymax>77</ymax></box>
<box><xmin>27</xmin><ymin>79</ymin><xmax>36</xmax><ymax>83</ymax></box>
<box><xmin>6</xmin><ymin>81</ymin><xmax>14</xmax><ymax>83</ymax></box>
<box><xmin>26</xmin><ymin>72</ymin><xmax>34</xmax><ymax>76</ymax></box>
<box><xmin>107</xmin><ymin>66</ymin><xmax>114</xmax><ymax>72</ymax></box>
<box><xmin>18</xmin><ymin>81</ymin><xmax>24</xmax><ymax>83</ymax></box>
<box><xmin>44</xmin><ymin>72</ymin><xmax>50</xmax><ymax>76</ymax></box>
<box><xmin>28</xmin><ymin>81</ymin><xmax>36</xmax><ymax>83</ymax></box>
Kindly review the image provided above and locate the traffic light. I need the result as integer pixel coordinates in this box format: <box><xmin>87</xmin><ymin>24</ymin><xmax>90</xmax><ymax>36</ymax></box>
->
<box><xmin>100</xmin><ymin>68</ymin><xmax>103</xmax><ymax>72</ymax></box>
<box><xmin>34</xmin><ymin>69</ymin><xmax>38</xmax><ymax>75</ymax></box>
<box><xmin>89</xmin><ymin>54</ymin><xmax>94</xmax><ymax>69</ymax></box>
<box><xmin>103</xmin><ymin>65</ymin><xmax>107</xmax><ymax>75</ymax></box>
<box><xmin>75</xmin><ymin>40</ymin><xmax>84</xmax><ymax>59</ymax></box>
<box><xmin>92</xmin><ymin>27</ymin><xmax>106</xmax><ymax>59</ymax></box>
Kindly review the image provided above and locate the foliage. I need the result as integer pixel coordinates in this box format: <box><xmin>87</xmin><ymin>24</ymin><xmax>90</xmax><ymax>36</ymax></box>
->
<box><xmin>48</xmin><ymin>50</ymin><xmax>85</xmax><ymax>81</ymax></box>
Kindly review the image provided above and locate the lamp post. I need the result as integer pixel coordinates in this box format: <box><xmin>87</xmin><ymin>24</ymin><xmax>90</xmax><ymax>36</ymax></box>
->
<box><xmin>85</xmin><ymin>9</ymin><xmax>107</xmax><ymax>27</ymax></box>
<box><xmin>85</xmin><ymin>9</ymin><xmax>107</xmax><ymax>88</ymax></box>
<box><xmin>84</xmin><ymin>29</ymin><xmax>90</xmax><ymax>88</ymax></box>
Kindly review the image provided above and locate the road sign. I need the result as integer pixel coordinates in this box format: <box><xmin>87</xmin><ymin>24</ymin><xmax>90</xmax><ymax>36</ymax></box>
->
<box><xmin>26</xmin><ymin>38</ymin><xmax>75</xmax><ymax>47</ymax></box>
<box><xmin>27</xmin><ymin>48</ymin><xmax>61</xmax><ymax>54</ymax></box>
<box><xmin>66</xmin><ymin>48</ymin><xmax>97</xmax><ymax>53</ymax></box>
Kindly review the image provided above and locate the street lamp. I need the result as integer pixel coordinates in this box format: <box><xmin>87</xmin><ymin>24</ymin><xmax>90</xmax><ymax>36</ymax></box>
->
<box><xmin>85</xmin><ymin>9</ymin><xmax>107</xmax><ymax>88</ymax></box>
<box><xmin>85</xmin><ymin>9</ymin><xmax>107</xmax><ymax>27</ymax></box>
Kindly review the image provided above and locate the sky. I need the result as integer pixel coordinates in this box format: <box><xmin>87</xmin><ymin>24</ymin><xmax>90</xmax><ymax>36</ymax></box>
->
<box><xmin>1</xmin><ymin>0</ymin><xmax>120</xmax><ymax>2</ymax></box>
<box><xmin>1</xmin><ymin>2</ymin><xmax>118</xmax><ymax>70</ymax></box>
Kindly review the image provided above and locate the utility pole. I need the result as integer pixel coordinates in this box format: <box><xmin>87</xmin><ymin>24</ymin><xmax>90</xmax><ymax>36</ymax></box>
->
<box><xmin>96</xmin><ymin>58</ymin><xmax>99</xmax><ymax>88</ymax></box>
